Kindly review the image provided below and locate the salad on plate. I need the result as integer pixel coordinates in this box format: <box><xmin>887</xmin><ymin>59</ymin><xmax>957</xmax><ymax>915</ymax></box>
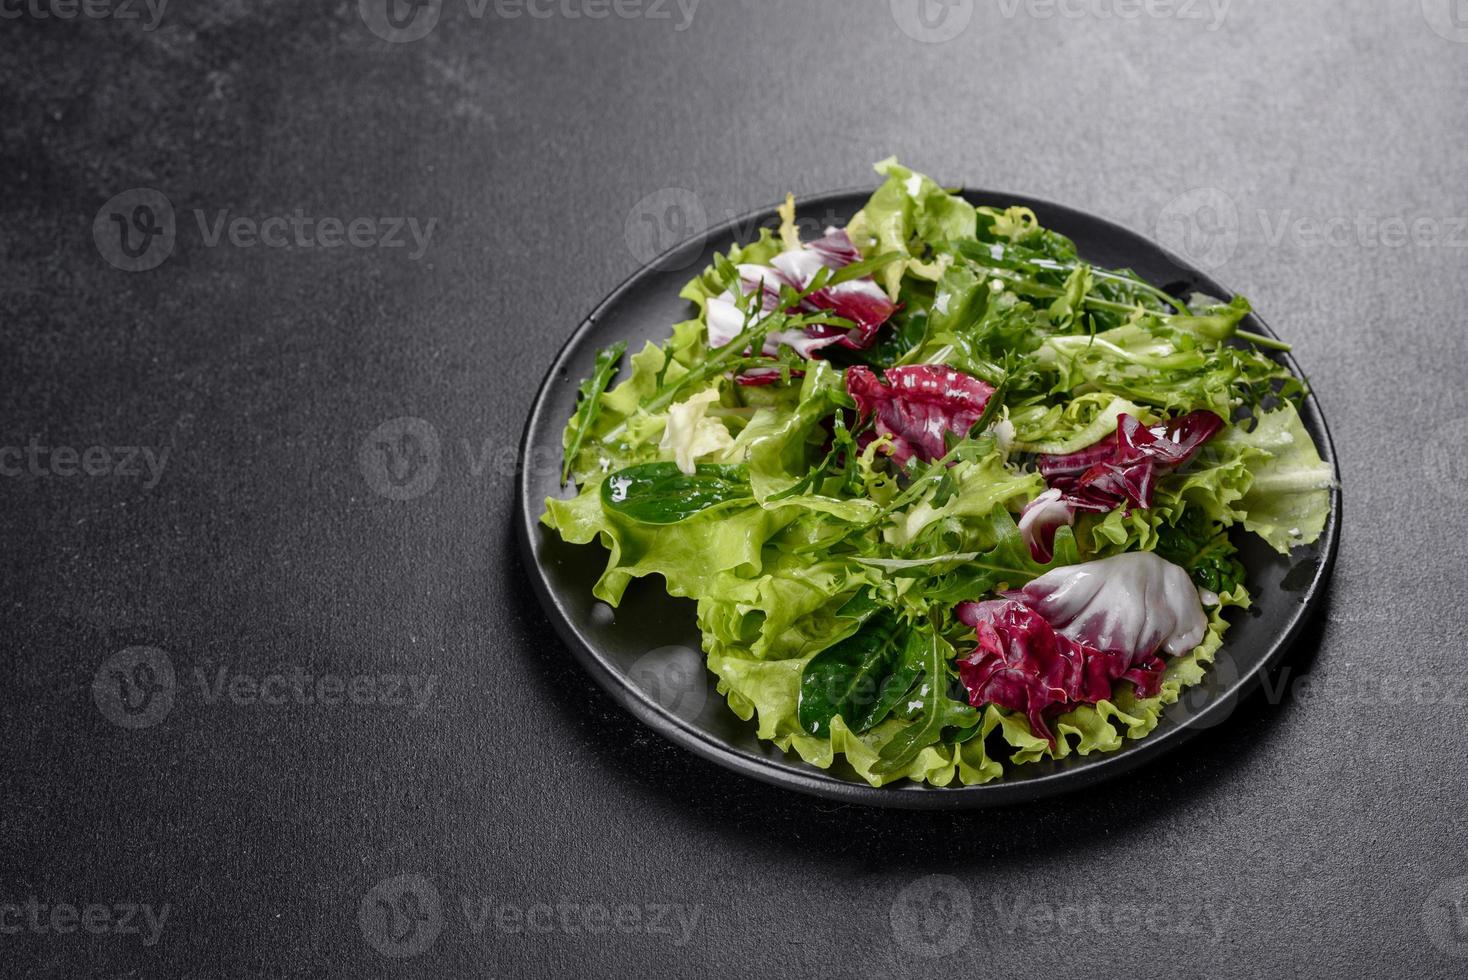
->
<box><xmin>542</xmin><ymin>159</ymin><xmax>1334</xmax><ymax>787</ymax></box>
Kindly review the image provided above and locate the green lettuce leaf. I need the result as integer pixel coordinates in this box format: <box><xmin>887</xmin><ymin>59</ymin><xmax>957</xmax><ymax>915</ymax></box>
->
<box><xmin>846</xmin><ymin>157</ymin><xmax>976</xmax><ymax>299</ymax></box>
<box><xmin>1222</xmin><ymin>402</ymin><xmax>1335</xmax><ymax>552</ymax></box>
<box><xmin>543</xmin><ymin>484</ymin><xmax>796</xmax><ymax>606</ymax></box>
<box><xmin>1164</xmin><ymin>402</ymin><xmax>1334</xmax><ymax>553</ymax></box>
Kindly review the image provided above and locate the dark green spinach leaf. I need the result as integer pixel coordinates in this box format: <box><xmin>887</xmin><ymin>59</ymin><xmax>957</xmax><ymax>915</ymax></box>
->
<box><xmin>798</xmin><ymin>612</ymin><xmax>918</xmax><ymax>737</ymax></box>
<box><xmin>601</xmin><ymin>462</ymin><xmax>751</xmax><ymax>525</ymax></box>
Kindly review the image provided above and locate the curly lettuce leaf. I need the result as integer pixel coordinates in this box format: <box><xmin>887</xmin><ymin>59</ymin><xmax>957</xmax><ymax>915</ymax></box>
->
<box><xmin>1166</xmin><ymin>402</ymin><xmax>1334</xmax><ymax>553</ymax></box>
<box><xmin>846</xmin><ymin>157</ymin><xmax>976</xmax><ymax>299</ymax></box>
<box><xmin>1225</xmin><ymin>402</ymin><xmax>1335</xmax><ymax>552</ymax></box>
<box><xmin>543</xmin><ymin>484</ymin><xmax>797</xmax><ymax>606</ymax></box>
<box><xmin>698</xmin><ymin>550</ymin><xmax>877</xmax><ymax>664</ymax></box>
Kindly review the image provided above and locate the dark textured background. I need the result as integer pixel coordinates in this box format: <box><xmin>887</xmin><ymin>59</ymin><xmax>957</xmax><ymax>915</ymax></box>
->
<box><xmin>3</xmin><ymin>1</ymin><xmax>1466</xmax><ymax>977</ymax></box>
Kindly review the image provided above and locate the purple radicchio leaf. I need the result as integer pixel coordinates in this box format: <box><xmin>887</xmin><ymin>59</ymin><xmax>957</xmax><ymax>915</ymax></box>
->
<box><xmin>845</xmin><ymin>364</ymin><xmax>995</xmax><ymax>466</ymax></box>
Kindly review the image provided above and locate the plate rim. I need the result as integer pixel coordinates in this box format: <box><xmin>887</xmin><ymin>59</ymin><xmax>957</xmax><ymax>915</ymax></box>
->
<box><xmin>516</xmin><ymin>186</ymin><xmax>1342</xmax><ymax>810</ymax></box>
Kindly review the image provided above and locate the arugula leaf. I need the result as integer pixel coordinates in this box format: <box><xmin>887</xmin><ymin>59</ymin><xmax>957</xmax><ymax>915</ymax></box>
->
<box><xmin>601</xmin><ymin>462</ymin><xmax>751</xmax><ymax>524</ymax></box>
<box><xmin>871</xmin><ymin>615</ymin><xmax>978</xmax><ymax>775</ymax></box>
<box><xmin>922</xmin><ymin>507</ymin><xmax>1081</xmax><ymax>605</ymax></box>
<box><xmin>827</xmin><ymin>250</ymin><xmax>903</xmax><ymax>286</ymax></box>
<box><xmin>561</xmin><ymin>340</ymin><xmax>627</xmax><ymax>484</ymax></box>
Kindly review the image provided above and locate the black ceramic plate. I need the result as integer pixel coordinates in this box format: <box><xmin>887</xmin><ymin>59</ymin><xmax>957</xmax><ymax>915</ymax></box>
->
<box><xmin>517</xmin><ymin>188</ymin><xmax>1340</xmax><ymax>809</ymax></box>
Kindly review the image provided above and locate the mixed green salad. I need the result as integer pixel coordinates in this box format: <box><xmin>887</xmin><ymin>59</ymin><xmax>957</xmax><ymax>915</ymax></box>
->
<box><xmin>543</xmin><ymin>159</ymin><xmax>1334</xmax><ymax>787</ymax></box>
